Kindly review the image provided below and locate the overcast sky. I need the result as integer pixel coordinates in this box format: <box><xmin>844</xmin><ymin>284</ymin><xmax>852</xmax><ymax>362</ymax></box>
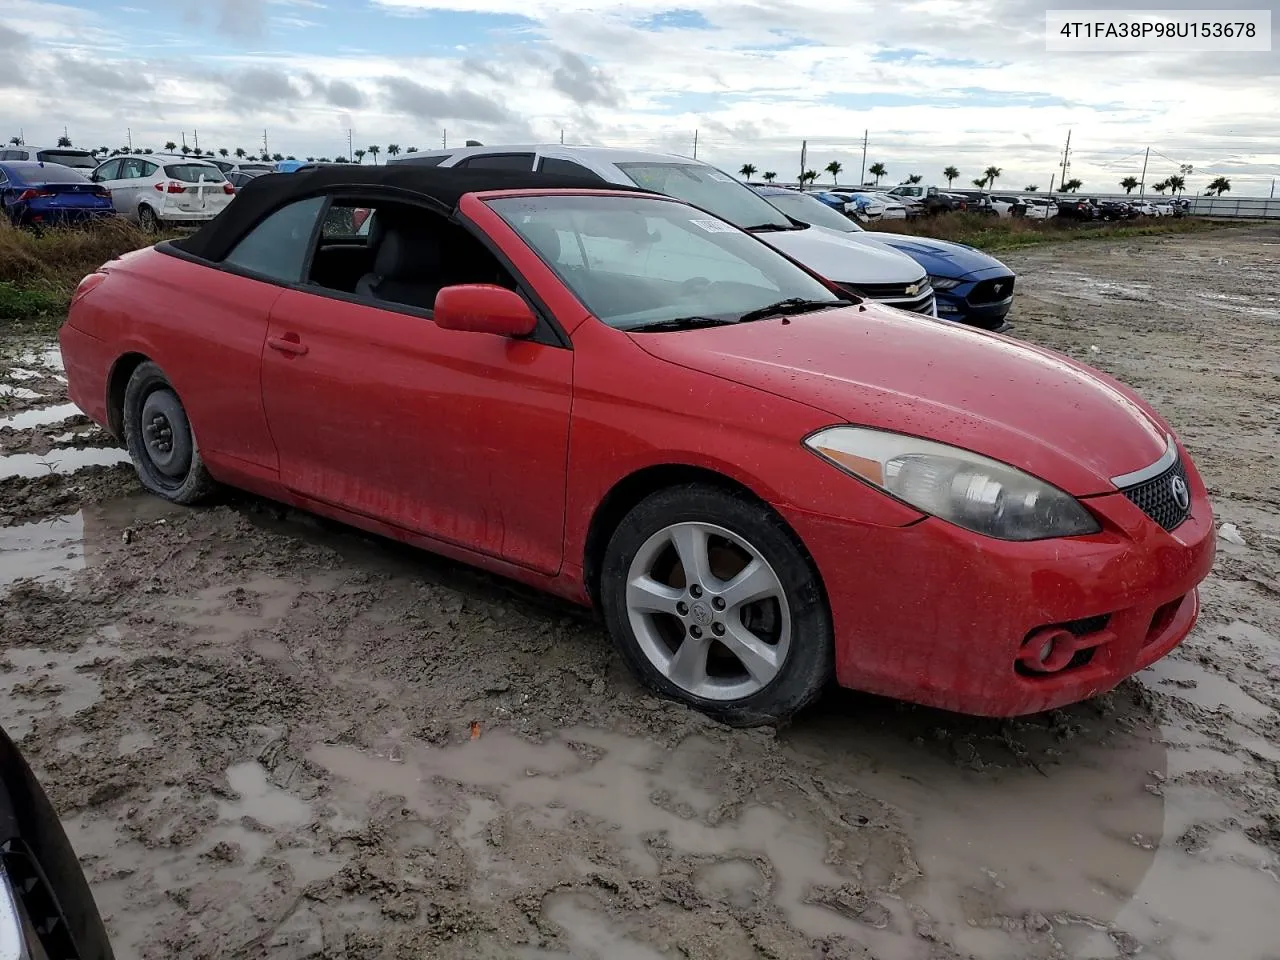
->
<box><xmin>2</xmin><ymin>0</ymin><xmax>1277</xmax><ymax>194</ymax></box>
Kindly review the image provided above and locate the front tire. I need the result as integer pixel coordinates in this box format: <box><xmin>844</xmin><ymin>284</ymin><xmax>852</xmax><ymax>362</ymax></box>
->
<box><xmin>600</xmin><ymin>485</ymin><xmax>833</xmax><ymax>727</ymax></box>
<box><xmin>122</xmin><ymin>361</ymin><xmax>216</xmax><ymax>504</ymax></box>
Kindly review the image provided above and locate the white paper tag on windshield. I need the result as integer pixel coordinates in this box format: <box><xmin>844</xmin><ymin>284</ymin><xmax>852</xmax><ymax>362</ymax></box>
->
<box><xmin>690</xmin><ymin>218</ymin><xmax>736</xmax><ymax>233</ymax></box>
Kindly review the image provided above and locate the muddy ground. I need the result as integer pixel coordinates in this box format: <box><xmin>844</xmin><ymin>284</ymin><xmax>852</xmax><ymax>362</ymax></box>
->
<box><xmin>1</xmin><ymin>227</ymin><xmax>1279</xmax><ymax>960</ymax></box>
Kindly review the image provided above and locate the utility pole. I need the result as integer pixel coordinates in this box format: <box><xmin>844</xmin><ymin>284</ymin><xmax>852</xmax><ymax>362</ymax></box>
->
<box><xmin>560</xmin><ymin>128</ymin><xmax>564</xmax><ymax>144</ymax></box>
<box><xmin>1049</xmin><ymin>173</ymin><xmax>1056</xmax><ymax>194</ymax></box>
<box><xmin>859</xmin><ymin>130</ymin><xmax>868</xmax><ymax>185</ymax></box>
<box><xmin>193</xmin><ymin>129</ymin><xmax>199</xmax><ymax>153</ymax></box>
<box><xmin>181</xmin><ymin>131</ymin><xmax>187</xmax><ymax>151</ymax></box>
<box><xmin>799</xmin><ymin>139</ymin><xmax>807</xmax><ymax>187</ymax></box>
<box><xmin>1059</xmin><ymin>129</ymin><xmax>1072</xmax><ymax>190</ymax></box>
<box><xmin>1138</xmin><ymin>145</ymin><xmax>1150</xmax><ymax>197</ymax></box>
<box><xmin>692</xmin><ymin>129</ymin><xmax>698</xmax><ymax>159</ymax></box>
<box><xmin>442</xmin><ymin>129</ymin><xmax>447</xmax><ymax>149</ymax></box>
<box><xmin>1271</xmin><ymin>178</ymin><xmax>1275</xmax><ymax>198</ymax></box>
<box><xmin>126</xmin><ymin>128</ymin><xmax>132</xmax><ymax>151</ymax></box>
<box><xmin>262</xmin><ymin>129</ymin><xmax>269</xmax><ymax>157</ymax></box>
<box><xmin>347</xmin><ymin>128</ymin><xmax>353</xmax><ymax>160</ymax></box>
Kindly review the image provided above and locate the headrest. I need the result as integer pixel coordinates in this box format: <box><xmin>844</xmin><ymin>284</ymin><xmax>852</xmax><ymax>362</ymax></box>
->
<box><xmin>373</xmin><ymin>223</ymin><xmax>443</xmax><ymax>280</ymax></box>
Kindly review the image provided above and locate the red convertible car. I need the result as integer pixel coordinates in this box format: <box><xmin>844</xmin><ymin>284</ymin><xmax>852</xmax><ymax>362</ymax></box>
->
<box><xmin>59</xmin><ymin>166</ymin><xmax>1215</xmax><ymax>725</ymax></box>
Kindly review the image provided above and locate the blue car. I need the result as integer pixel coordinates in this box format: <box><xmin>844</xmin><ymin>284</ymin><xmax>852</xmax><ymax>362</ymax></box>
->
<box><xmin>755</xmin><ymin>185</ymin><xmax>1016</xmax><ymax>331</ymax></box>
<box><xmin>0</xmin><ymin>161</ymin><xmax>115</xmax><ymax>227</ymax></box>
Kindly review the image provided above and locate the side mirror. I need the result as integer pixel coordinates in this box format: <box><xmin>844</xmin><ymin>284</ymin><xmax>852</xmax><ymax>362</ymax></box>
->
<box><xmin>433</xmin><ymin>284</ymin><xmax>537</xmax><ymax>338</ymax></box>
<box><xmin>1</xmin><ymin>725</ymin><xmax>115</xmax><ymax>959</ymax></box>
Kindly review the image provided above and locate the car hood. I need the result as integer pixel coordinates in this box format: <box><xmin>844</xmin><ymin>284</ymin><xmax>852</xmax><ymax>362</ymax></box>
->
<box><xmin>758</xmin><ymin>225</ymin><xmax>926</xmax><ymax>285</ymax></box>
<box><xmin>629</xmin><ymin>304</ymin><xmax>1168</xmax><ymax>496</ymax></box>
<box><xmin>858</xmin><ymin>233</ymin><xmax>1012</xmax><ymax>278</ymax></box>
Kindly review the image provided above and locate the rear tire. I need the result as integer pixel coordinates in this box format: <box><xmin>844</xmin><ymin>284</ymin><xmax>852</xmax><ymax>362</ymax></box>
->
<box><xmin>122</xmin><ymin>361</ymin><xmax>216</xmax><ymax>505</ymax></box>
<box><xmin>599</xmin><ymin>484</ymin><xmax>833</xmax><ymax>727</ymax></box>
<box><xmin>138</xmin><ymin>205</ymin><xmax>160</xmax><ymax>232</ymax></box>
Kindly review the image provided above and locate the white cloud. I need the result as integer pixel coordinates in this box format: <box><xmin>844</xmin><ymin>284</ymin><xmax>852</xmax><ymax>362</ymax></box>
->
<box><xmin>0</xmin><ymin>0</ymin><xmax>1276</xmax><ymax>193</ymax></box>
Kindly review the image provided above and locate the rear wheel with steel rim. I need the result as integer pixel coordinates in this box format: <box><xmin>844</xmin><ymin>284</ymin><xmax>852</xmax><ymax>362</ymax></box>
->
<box><xmin>138</xmin><ymin>205</ymin><xmax>160</xmax><ymax>232</ymax></box>
<box><xmin>600</xmin><ymin>484</ymin><xmax>833</xmax><ymax>726</ymax></box>
<box><xmin>122</xmin><ymin>361</ymin><xmax>217</xmax><ymax>504</ymax></box>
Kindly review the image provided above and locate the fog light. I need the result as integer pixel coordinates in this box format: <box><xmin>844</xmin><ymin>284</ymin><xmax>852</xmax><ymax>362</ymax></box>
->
<box><xmin>1039</xmin><ymin>637</ymin><xmax>1056</xmax><ymax>663</ymax></box>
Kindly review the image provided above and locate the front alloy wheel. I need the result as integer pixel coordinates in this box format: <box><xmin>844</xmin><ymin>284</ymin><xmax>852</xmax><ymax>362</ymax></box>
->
<box><xmin>626</xmin><ymin>522</ymin><xmax>791</xmax><ymax>702</ymax></box>
<box><xmin>600</xmin><ymin>485</ymin><xmax>833</xmax><ymax>726</ymax></box>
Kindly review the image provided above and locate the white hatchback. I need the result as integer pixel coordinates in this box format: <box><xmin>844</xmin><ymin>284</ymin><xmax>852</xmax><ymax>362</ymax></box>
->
<box><xmin>90</xmin><ymin>154</ymin><xmax>235</xmax><ymax>230</ymax></box>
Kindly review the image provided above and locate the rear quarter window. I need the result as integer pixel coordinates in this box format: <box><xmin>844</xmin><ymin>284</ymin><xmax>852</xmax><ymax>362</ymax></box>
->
<box><xmin>222</xmin><ymin>196</ymin><xmax>326</xmax><ymax>283</ymax></box>
<box><xmin>395</xmin><ymin>155</ymin><xmax>447</xmax><ymax>167</ymax></box>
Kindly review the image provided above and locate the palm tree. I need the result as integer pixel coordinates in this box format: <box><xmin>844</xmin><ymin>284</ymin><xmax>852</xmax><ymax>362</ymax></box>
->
<box><xmin>1167</xmin><ymin>174</ymin><xmax>1186</xmax><ymax>196</ymax></box>
<box><xmin>800</xmin><ymin>169</ymin><xmax>819</xmax><ymax>187</ymax></box>
<box><xmin>1063</xmin><ymin>178</ymin><xmax>1083</xmax><ymax>192</ymax></box>
<box><xmin>983</xmin><ymin>166</ymin><xmax>1002</xmax><ymax>189</ymax></box>
<box><xmin>1120</xmin><ymin>176</ymin><xmax>1139</xmax><ymax>194</ymax></box>
<box><xmin>56</xmin><ymin>135</ymin><xmax>72</xmax><ymax>147</ymax></box>
<box><xmin>406</xmin><ymin>146</ymin><xmax>419</xmax><ymax>153</ymax></box>
<box><xmin>943</xmin><ymin>165</ymin><xmax>959</xmax><ymax>187</ymax></box>
<box><xmin>354</xmin><ymin>148</ymin><xmax>367</xmax><ymax>164</ymax></box>
<box><xmin>1152</xmin><ymin>180</ymin><xmax>1170</xmax><ymax>195</ymax></box>
<box><xmin>332</xmin><ymin>156</ymin><xmax>349</xmax><ymax>163</ymax></box>
<box><xmin>972</xmin><ymin>177</ymin><xmax>988</xmax><ymax>188</ymax></box>
<box><xmin>271</xmin><ymin>153</ymin><xmax>284</xmax><ymax>162</ymax></box>
<box><xmin>739</xmin><ymin>163</ymin><xmax>757</xmax><ymax>179</ymax></box>
<box><xmin>762</xmin><ymin>171</ymin><xmax>777</xmax><ymax>182</ymax></box>
<box><xmin>142</xmin><ymin>148</ymin><xmax>153</xmax><ymax>154</ymax></box>
<box><xmin>164</xmin><ymin>141</ymin><xmax>177</xmax><ymax>152</ymax></box>
<box><xmin>234</xmin><ymin>147</ymin><xmax>246</xmax><ymax>159</ymax></box>
<box><xmin>1024</xmin><ymin>185</ymin><xmax>1039</xmax><ymax>191</ymax></box>
<box><xmin>219</xmin><ymin>148</ymin><xmax>229</xmax><ymax>158</ymax></box>
<box><xmin>906</xmin><ymin>174</ymin><xmax>923</xmax><ymax>184</ymax></box>
<box><xmin>367</xmin><ymin>145</ymin><xmax>381</xmax><ymax>164</ymax></box>
<box><xmin>180</xmin><ymin>144</ymin><xmax>191</xmax><ymax>155</ymax></box>
<box><xmin>867</xmin><ymin>162</ymin><xmax>887</xmax><ymax>185</ymax></box>
<box><xmin>1207</xmin><ymin>176</ymin><xmax>1231</xmax><ymax>196</ymax></box>
<box><xmin>387</xmin><ymin>144</ymin><xmax>401</xmax><ymax>160</ymax></box>
<box><xmin>824</xmin><ymin>160</ymin><xmax>843</xmax><ymax>185</ymax></box>
<box><xmin>7</xmin><ymin>136</ymin><xmax>23</xmax><ymax>146</ymax></box>
<box><xmin>96</xmin><ymin>146</ymin><xmax>108</xmax><ymax>156</ymax></box>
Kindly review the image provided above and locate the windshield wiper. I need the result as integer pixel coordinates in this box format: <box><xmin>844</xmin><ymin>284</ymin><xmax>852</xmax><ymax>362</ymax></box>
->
<box><xmin>626</xmin><ymin>315</ymin><xmax>739</xmax><ymax>332</ymax></box>
<box><xmin>737</xmin><ymin>298</ymin><xmax>846</xmax><ymax>323</ymax></box>
<box><xmin>741</xmin><ymin>222</ymin><xmax>795</xmax><ymax>232</ymax></box>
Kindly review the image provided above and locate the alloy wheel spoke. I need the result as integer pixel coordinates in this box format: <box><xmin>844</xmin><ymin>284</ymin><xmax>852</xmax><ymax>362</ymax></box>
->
<box><xmin>627</xmin><ymin>575</ymin><xmax>684</xmax><ymax>616</ymax></box>
<box><xmin>719</xmin><ymin>558</ymin><xmax>779</xmax><ymax>612</ymax></box>
<box><xmin>665</xmin><ymin>634</ymin><xmax>712</xmax><ymax>690</ymax></box>
<box><xmin>669</xmin><ymin>524</ymin><xmax>716</xmax><ymax>588</ymax></box>
<box><xmin>719</xmin><ymin>620</ymin><xmax>781</xmax><ymax>686</ymax></box>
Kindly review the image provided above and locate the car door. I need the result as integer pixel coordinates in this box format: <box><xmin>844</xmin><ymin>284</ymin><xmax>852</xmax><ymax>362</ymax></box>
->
<box><xmin>257</xmin><ymin>196</ymin><xmax>574</xmax><ymax>575</ymax></box>
<box><xmin>113</xmin><ymin>157</ymin><xmax>150</xmax><ymax>215</ymax></box>
<box><xmin>91</xmin><ymin>159</ymin><xmax>126</xmax><ymax>213</ymax></box>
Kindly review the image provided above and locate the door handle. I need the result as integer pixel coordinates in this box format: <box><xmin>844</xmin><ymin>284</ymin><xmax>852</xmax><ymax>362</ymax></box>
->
<box><xmin>267</xmin><ymin>334</ymin><xmax>308</xmax><ymax>356</ymax></box>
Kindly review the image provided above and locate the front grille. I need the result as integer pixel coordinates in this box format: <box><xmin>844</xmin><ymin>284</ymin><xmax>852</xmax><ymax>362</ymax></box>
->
<box><xmin>1121</xmin><ymin>458</ymin><xmax>1191</xmax><ymax>531</ymax></box>
<box><xmin>967</xmin><ymin>276</ymin><xmax>1016</xmax><ymax>305</ymax></box>
<box><xmin>842</xmin><ymin>281</ymin><xmax>936</xmax><ymax>316</ymax></box>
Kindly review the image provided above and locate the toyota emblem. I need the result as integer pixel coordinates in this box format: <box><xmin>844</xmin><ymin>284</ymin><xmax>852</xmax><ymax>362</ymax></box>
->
<box><xmin>1170</xmin><ymin>475</ymin><xmax>1190</xmax><ymax>511</ymax></box>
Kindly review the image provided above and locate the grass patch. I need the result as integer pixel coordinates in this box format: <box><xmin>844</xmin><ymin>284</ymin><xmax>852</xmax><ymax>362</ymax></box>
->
<box><xmin>868</xmin><ymin>213</ymin><xmax>1237</xmax><ymax>252</ymax></box>
<box><xmin>0</xmin><ymin>218</ymin><xmax>169</xmax><ymax>335</ymax></box>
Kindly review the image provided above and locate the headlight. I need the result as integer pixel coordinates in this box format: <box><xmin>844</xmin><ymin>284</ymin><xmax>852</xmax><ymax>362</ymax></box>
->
<box><xmin>928</xmin><ymin>275</ymin><xmax>962</xmax><ymax>290</ymax></box>
<box><xmin>804</xmin><ymin>426</ymin><xmax>1101</xmax><ymax>541</ymax></box>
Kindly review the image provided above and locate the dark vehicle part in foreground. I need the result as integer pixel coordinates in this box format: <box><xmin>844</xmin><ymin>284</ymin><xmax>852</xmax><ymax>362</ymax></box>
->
<box><xmin>1</xmin><ymin>724</ymin><xmax>115</xmax><ymax>959</ymax></box>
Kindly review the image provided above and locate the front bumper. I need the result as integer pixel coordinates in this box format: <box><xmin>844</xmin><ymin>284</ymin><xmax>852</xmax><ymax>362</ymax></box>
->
<box><xmin>934</xmin><ymin>268</ymin><xmax>1015</xmax><ymax>330</ymax></box>
<box><xmin>785</xmin><ymin>450</ymin><xmax>1216</xmax><ymax>716</ymax></box>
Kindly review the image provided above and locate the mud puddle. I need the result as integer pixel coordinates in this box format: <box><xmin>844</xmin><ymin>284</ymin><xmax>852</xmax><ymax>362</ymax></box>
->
<box><xmin>0</xmin><ymin>447</ymin><xmax>130</xmax><ymax>479</ymax></box>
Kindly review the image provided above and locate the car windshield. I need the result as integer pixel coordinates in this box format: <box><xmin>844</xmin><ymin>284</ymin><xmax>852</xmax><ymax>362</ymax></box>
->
<box><xmin>35</xmin><ymin>150</ymin><xmax>97</xmax><ymax>170</ymax></box>
<box><xmin>164</xmin><ymin>163</ymin><xmax>225</xmax><ymax>183</ymax></box>
<box><xmin>487</xmin><ymin>194</ymin><xmax>841</xmax><ymax>331</ymax></box>
<box><xmin>763</xmin><ymin>191</ymin><xmax>863</xmax><ymax>233</ymax></box>
<box><xmin>613</xmin><ymin>162</ymin><xmax>793</xmax><ymax>231</ymax></box>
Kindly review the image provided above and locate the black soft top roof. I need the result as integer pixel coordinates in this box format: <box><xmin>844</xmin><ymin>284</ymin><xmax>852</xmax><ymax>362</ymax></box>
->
<box><xmin>173</xmin><ymin>164</ymin><xmax>647</xmax><ymax>262</ymax></box>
